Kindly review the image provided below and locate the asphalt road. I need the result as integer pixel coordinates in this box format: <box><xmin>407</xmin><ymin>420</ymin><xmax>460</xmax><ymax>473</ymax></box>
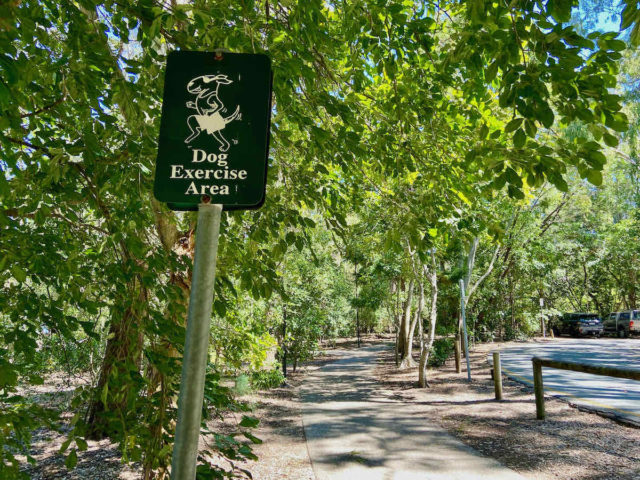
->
<box><xmin>301</xmin><ymin>344</ymin><xmax>525</xmax><ymax>480</ymax></box>
<box><xmin>494</xmin><ymin>338</ymin><xmax>640</xmax><ymax>425</ymax></box>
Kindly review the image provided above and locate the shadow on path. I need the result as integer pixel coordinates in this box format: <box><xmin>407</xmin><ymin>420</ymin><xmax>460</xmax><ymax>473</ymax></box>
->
<box><xmin>301</xmin><ymin>344</ymin><xmax>527</xmax><ymax>480</ymax></box>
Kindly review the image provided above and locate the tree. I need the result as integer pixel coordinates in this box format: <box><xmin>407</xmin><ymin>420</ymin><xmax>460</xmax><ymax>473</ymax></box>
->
<box><xmin>1</xmin><ymin>1</ymin><xmax>635</xmax><ymax>477</ymax></box>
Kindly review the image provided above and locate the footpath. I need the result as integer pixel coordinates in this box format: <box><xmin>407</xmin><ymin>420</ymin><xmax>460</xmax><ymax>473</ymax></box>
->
<box><xmin>300</xmin><ymin>344</ymin><xmax>527</xmax><ymax>480</ymax></box>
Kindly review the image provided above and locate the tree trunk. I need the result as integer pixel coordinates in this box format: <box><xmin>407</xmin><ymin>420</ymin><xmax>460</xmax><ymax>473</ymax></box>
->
<box><xmin>141</xmin><ymin>271</ymin><xmax>191</xmax><ymax>480</ymax></box>
<box><xmin>86</xmin><ymin>283</ymin><xmax>146</xmax><ymax>439</ymax></box>
<box><xmin>418</xmin><ymin>282</ymin><xmax>424</xmax><ymax>353</ymax></box>
<box><xmin>355</xmin><ymin>262</ymin><xmax>360</xmax><ymax>347</ymax></box>
<box><xmin>397</xmin><ymin>278</ymin><xmax>413</xmax><ymax>360</ymax></box>
<box><xmin>394</xmin><ymin>279</ymin><xmax>400</xmax><ymax>366</ymax></box>
<box><xmin>457</xmin><ymin>237</ymin><xmax>499</xmax><ymax>351</ymax></box>
<box><xmin>399</xmin><ymin>280</ymin><xmax>420</xmax><ymax>369</ymax></box>
<box><xmin>419</xmin><ymin>255</ymin><xmax>438</xmax><ymax>388</ymax></box>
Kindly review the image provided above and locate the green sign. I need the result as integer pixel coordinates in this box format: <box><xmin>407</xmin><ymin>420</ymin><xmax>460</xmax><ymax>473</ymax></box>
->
<box><xmin>154</xmin><ymin>51</ymin><xmax>272</xmax><ymax>210</ymax></box>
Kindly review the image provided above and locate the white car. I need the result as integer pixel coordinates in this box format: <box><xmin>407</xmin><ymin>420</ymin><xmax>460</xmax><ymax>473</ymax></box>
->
<box><xmin>603</xmin><ymin>310</ymin><xmax>640</xmax><ymax>338</ymax></box>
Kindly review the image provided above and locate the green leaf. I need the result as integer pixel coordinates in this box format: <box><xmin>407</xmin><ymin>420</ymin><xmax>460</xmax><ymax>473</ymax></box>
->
<box><xmin>28</xmin><ymin>375</ymin><xmax>44</xmax><ymax>385</ymax></box>
<box><xmin>505</xmin><ymin>117</ymin><xmax>523</xmax><ymax>133</ymax></box>
<box><xmin>239</xmin><ymin>416</ymin><xmax>260</xmax><ymax>428</ymax></box>
<box><xmin>59</xmin><ymin>438</ymin><xmax>72</xmax><ymax>453</ymax></box>
<box><xmin>547</xmin><ymin>0</ymin><xmax>573</xmax><ymax>23</ymax></box>
<box><xmin>603</xmin><ymin>132</ymin><xmax>619</xmax><ymax>147</ymax></box>
<box><xmin>75</xmin><ymin>437</ymin><xmax>88</xmax><ymax>451</ymax></box>
<box><xmin>586</xmin><ymin>169</ymin><xmax>603</xmax><ymax>186</ymax></box>
<box><xmin>0</xmin><ymin>54</ymin><xmax>19</xmax><ymax>85</ymax></box>
<box><xmin>65</xmin><ymin>449</ymin><xmax>78</xmax><ymax>470</ymax></box>
<box><xmin>621</xmin><ymin>3</ymin><xmax>638</xmax><ymax>30</ymax></box>
<box><xmin>524</xmin><ymin>119</ymin><xmax>537</xmax><ymax>137</ymax></box>
<box><xmin>586</xmin><ymin>150</ymin><xmax>607</xmax><ymax>167</ymax></box>
<box><xmin>243</xmin><ymin>432</ymin><xmax>263</xmax><ymax>444</ymax></box>
<box><xmin>158</xmin><ymin>444</ymin><xmax>173</xmax><ymax>458</ymax></box>
<box><xmin>469</xmin><ymin>0</ymin><xmax>486</xmax><ymax>23</ymax></box>
<box><xmin>100</xmin><ymin>383</ymin><xmax>109</xmax><ymax>408</ymax></box>
<box><xmin>631</xmin><ymin>21</ymin><xmax>640</xmax><ymax>47</ymax></box>
<box><xmin>454</xmin><ymin>190</ymin><xmax>472</xmax><ymax>206</ymax></box>
<box><xmin>485</xmin><ymin>61</ymin><xmax>498</xmax><ymax>82</ymax></box>
<box><xmin>493</xmin><ymin>172</ymin><xmax>508</xmax><ymax>189</ymax></box>
<box><xmin>538</xmin><ymin>106</ymin><xmax>554</xmax><ymax>128</ymax></box>
<box><xmin>11</xmin><ymin>265</ymin><xmax>26</xmax><ymax>282</ymax></box>
<box><xmin>550</xmin><ymin>174</ymin><xmax>569</xmax><ymax>192</ymax></box>
<box><xmin>507</xmin><ymin>185</ymin><xmax>524</xmax><ymax>199</ymax></box>
<box><xmin>214</xmin><ymin>300</ymin><xmax>227</xmax><ymax>317</ymax></box>
<box><xmin>505</xmin><ymin>167</ymin><xmax>523</xmax><ymax>187</ymax></box>
<box><xmin>605</xmin><ymin>112</ymin><xmax>628</xmax><ymax>132</ymax></box>
<box><xmin>238</xmin><ymin>444</ymin><xmax>258</xmax><ymax>461</ymax></box>
<box><xmin>513</xmin><ymin>128</ymin><xmax>526</xmax><ymax>148</ymax></box>
<box><xmin>607</xmin><ymin>39</ymin><xmax>627</xmax><ymax>51</ymax></box>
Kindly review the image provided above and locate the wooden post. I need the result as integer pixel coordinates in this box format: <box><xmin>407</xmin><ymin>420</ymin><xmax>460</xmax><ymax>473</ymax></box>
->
<box><xmin>454</xmin><ymin>335</ymin><xmax>461</xmax><ymax>373</ymax></box>
<box><xmin>532</xmin><ymin>358</ymin><xmax>545</xmax><ymax>420</ymax></box>
<box><xmin>493</xmin><ymin>352</ymin><xmax>503</xmax><ymax>400</ymax></box>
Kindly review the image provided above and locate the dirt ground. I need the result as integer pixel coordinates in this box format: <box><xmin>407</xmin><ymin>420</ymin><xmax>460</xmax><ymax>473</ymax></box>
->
<box><xmin>17</xmin><ymin>337</ymin><xmax>640</xmax><ymax>479</ymax></box>
<box><xmin>234</xmin><ymin>361</ymin><xmax>326</xmax><ymax>479</ymax></box>
<box><xmin>15</xmin><ymin>375</ymin><xmax>141</xmax><ymax>480</ymax></box>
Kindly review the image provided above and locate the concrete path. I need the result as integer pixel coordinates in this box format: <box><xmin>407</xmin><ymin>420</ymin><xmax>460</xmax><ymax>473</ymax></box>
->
<box><xmin>300</xmin><ymin>344</ymin><xmax>526</xmax><ymax>480</ymax></box>
<box><xmin>494</xmin><ymin>338</ymin><xmax>640</xmax><ymax>425</ymax></box>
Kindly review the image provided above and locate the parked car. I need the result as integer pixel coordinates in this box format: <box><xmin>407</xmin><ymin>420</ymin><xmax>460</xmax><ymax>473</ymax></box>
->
<box><xmin>551</xmin><ymin>312</ymin><xmax>603</xmax><ymax>337</ymax></box>
<box><xmin>603</xmin><ymin>310</ymin><xmax>640</xmax><ymax>338</ymax></box>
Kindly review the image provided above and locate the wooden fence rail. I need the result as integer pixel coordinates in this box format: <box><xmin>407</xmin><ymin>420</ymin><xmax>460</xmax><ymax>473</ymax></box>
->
<box><xmin>532</xmin><ymin>356</ymin><xmax>640</xmax><ymax>420</ymax></box>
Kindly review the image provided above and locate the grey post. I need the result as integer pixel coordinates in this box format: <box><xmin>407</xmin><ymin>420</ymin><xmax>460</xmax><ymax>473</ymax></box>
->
<box><xmin>532</xmin><ymin>358</ymin><xmax>545</xmax><ymax>420</ymax></box>
<box><xmin>459</xmin><ymin>279</ymin><xmax>471</xmax><ymax>381</ymax></box>
<box><xmin>492</xmin><ymin>352</ymin><xmax>503</xmax><ymax>400</ymax></box>
<box><xmin>171</xmin><ymin>203</ymin><xmax>223</xmax><ymax>480</ymax></box>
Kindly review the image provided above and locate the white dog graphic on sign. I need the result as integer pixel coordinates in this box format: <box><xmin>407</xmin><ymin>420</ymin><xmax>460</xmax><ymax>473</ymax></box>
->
<box><xmin>184</xmin><ymin>74</ymin><xmax>241</xmax><ymax>151</ymax></box>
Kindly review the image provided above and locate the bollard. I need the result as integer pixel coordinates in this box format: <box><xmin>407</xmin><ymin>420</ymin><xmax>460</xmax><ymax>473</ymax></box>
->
<box><xmin>532</xmin><ymin>358</ymin><xmax>545</xmax><ymax>420</ymax></box>
<box><xmin>493</xmin><ymin>352</ymin><xmax>503</xmax><ymax>400</ymax></box>
<box><xmin>454</xmin><ymin>336</ymin><xmax>461</xmax><ymax>373</ymax></box>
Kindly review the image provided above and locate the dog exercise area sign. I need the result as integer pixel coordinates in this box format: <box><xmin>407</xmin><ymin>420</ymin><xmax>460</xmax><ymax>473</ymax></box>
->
<box><xmin>154</xmin><ymin>51</ymin><xmax>272</xmax><ymax>210</ymax></box>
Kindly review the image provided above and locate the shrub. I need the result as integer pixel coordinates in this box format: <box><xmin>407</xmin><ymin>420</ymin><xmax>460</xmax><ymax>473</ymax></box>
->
<box><xmin>428</xmin><ymin>338</ymin><xmax>455</xmax><ymax>367</ymax></box>
<box><xmin>233</xmin><ymin>374</ymin><xmax>251</xmax><ymax>395</ymax></box>
<box><xmin>249</xmin><ymin>369</ymin><xmax>285</xmax><ymax>390</ymax></box>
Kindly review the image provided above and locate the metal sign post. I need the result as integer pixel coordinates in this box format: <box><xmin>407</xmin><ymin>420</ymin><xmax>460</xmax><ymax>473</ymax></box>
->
<box><xmin>539</xmin><ymin>297</ymin><xmax>545</xmax><ymax>338</ymax></box>
<box><xmin>459</xmin><ymin>279</ymin><xmax>471</xmax><ymax>381</ymax></box>
<box><xmin>171</xmin><ymin>202</ymin><xmax>222</xmax><ymax>480</ymax></box>
<box><xmin>153</xmin><ymin>50</ymin><xmax>273</xmax><ymax>480</ymax></box>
